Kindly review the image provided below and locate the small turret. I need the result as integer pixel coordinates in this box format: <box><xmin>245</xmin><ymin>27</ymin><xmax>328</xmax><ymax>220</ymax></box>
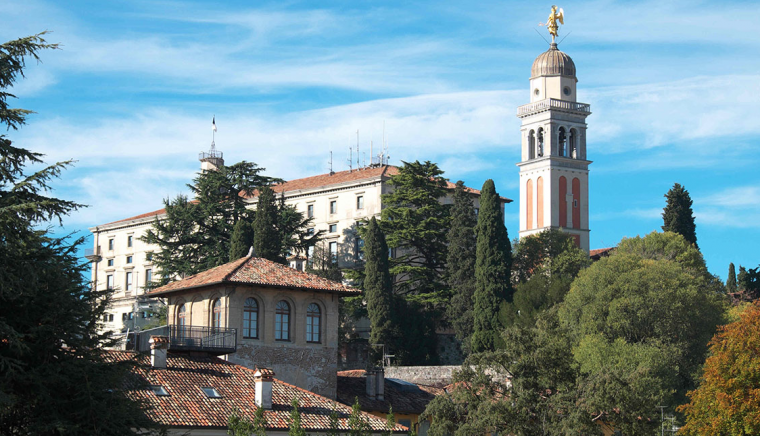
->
<box><xmin>199</xmin><ymin>116</ymin><xmax>224</xmax><ymax>171</ymax></box>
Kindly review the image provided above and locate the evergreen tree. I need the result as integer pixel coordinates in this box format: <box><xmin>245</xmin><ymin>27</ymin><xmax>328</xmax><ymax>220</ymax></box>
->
<box><xmin>229</xmin><ymin>218</ymin><xmax>254</xmax><ymax>261</ymax></box>
<box><xmin>364</xmin><ymin>217</ymin><xmax>395</xmax><ymax>363</ymax></box>
<box><xmin>0</xmin><ymin>33</ymin><xmax>154</xmax><ymax>435</ymax></box>
<box><xmin>288</xmin><ymin>399</ymin><xmax>306</xmax><ymax>436</ymax></box>
<box><xmin>445</xmin><ymin>181</ymin><xmax>477</xmax><ymax>354</ymax></box>
<box><xmin>253</xmin><ymin>186</ymin><xmax>282</xmax><ymax>262</ymax></box>
<box><xmin>662</xmin><ymin>182</ymin><xmax>698</xmax><ymax>248</ymax></box>
<box><xmin>727</xmin><ymin>262</ymin><xmax>738</xmax><ymax>293</ymax></box>
<box><xmin>379</xmin><ymin>160</ymin><xmax>450</xmax><ymax>302</ymax></box>
<box><xmin>471</xmin><ymin>179</ymin><xmax>512</xmax><ymax>353</ymax></box>
<box><xmin>738</xmin><ymin>266</ymin><xmax>748</xmax><ymax>291</ymax></box>
<box><xmin>277</xmin><ymin>192</ymin><xmax>322</xmax><ymax>262</ymax></box>
<box><xmin>348</xmin><ymin>398</ymin><xmax>371</xmax><ymax>436</ymax></box>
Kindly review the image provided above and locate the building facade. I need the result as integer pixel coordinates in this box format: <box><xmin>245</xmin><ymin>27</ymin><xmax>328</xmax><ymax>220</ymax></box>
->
<box><xmin>516</xmin><ymin>42</ymin><xmax>592</xmax><ymax>251</ymax></box>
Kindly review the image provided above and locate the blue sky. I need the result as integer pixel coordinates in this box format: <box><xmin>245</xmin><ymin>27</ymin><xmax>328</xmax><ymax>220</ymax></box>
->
<box><xmin>3</xmin><ymin>0</ymin><xmax>759</xmax><ymax>280</ymax></box>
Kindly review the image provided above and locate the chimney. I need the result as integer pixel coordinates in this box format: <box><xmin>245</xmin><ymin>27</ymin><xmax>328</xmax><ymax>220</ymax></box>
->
<box><xmin>149</xmin><ymin>335</ymin><xmax>169</xmax><ymax>369</ymax></box>
<box><xmin>366</xmin><ymin>368</ymin><xmax>377</xmax><ymax>400</ymax></box>
<box><xmin>254</xmin><ymin>368</ymin><xmax>275</xmax><ymax>410</ymax></box>
<box><xmin>376</xmin><ymin>367</ymin><xmax>385</xmax><ymax>401</ymax></box>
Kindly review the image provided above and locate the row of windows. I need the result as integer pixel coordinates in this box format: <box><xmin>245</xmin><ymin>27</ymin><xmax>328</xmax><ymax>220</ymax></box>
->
<box><xmin>105</xmin><ymin>252</ymin><xmax>153</xmax><ymax>267</ymax></box>
<box><xmin>306</xmin><ymin>196</ymin><xmax>365</xmax><ymax>219</ymax></box>
<box><xmin>176</xmin><ymin>299</ymin><xmax>322</xmax><ymax>343</ymax></box>
<box><xmin>106</xmin><ymin>269</ymin><xmax>153</xmax><ymax>292</ymax></box>
<box><xmin>527</xmin><ymin>127</ymin><xmax>580</xmax><ymax>160</ymax></box>
<box><xmin>107</xmin><ymin>235</ymin><xmax>135</xmax><ymax>251</ymax></box>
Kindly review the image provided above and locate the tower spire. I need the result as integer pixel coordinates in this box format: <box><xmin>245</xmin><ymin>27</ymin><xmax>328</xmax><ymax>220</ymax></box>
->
<box><xmin>200</xmin><ymin>115</ymin><xmax>224</xmax><ymax>172</ymax></box>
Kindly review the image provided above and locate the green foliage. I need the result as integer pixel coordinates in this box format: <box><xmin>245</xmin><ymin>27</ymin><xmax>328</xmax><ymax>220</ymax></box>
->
<box><xmin>327</xmin><ymin>405</ymin><xmax>340</xmax><ymax>436</ymax></box>
<box><xmin>738</xmin><ymin>265</ymin><xmax>760</xmax><ymax>300</ymax></box>
<box><xmin>727</xmin><ymin>262</ymin><xmax>738</xmax><ymax>293</ymax></box>
<box><xmin>227</xmin><ymin>407</ymin><xmax>266</xmax><ymax>436</ymax></box>
<box><xmin>392</xmin><ymin>298</ymin><xmax>439</xmax><ymax>365</ymax></box>
<box><xmin>364</xmin><ymin>217</ymin><xmax>395</xmax><ymax>363</ymax></box>
<box><xmin>379</xmin><ymin>161</ymin><xmax>450</xmax><ymax>302</ymax></box>
<box><xmin>277</xmin><ymin>192</ymin><xmax>322</xmax><ymax>262</ymax></box>
<box><xmin>559</xmin><ymin>232</ymin><xmax>727</xmax><ymax>410</ymax></box>
<box><xmin>229</xmin><ymin>218</ymin><xmax>254</xmax><ymax>261</ymax></box>
<box><xmin>305</xmin><ymin>242</ymin><xmax>342</xmax><ymax>282</ymax></box>
<box><xmin>0</xmin><ymin>33</ymin><xmax>154</xmax><ymax>435</ymax></box>
<box><xmin>445</xmin><ymin>181</ymin><xmax>477</xmax><ymax>354</ymax></box>
<box><xmin>662</xmin><ymin>182</ymin><xmax>698</xmax><ymax>248</ymax></box>
<box><xmin>471</xmin><ymin>179</ymin><xmax>512</xmax><ymax>353</ymax></box>
<box><xmin>348</xmin><ymin>398</ymin><xmax>371</xmax><ymax>436</ymax></box>
<box><xmin>288</xmin><ymin>398</ymin><xmax>306</xmax><ymax>436</ymax></box>
<box><xmin>385</xmin><ymin>407</ymin><xmax>396</xmax><ymax>436</ymax></box>
<box><xmin>253</xmin><ymin>186</ymin><xmax>282</xmax><ymax>262</ymax></box>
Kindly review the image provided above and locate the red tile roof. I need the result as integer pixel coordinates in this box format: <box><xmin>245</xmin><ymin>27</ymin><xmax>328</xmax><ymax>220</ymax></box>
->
<box><xmin>110</xmin><ymin>352</ymin><xmax>406</xmax><ymax>432</ymax></box>
<box><xmin>99</xmin><ymin>165</ymin><xmax>511</xmax><ymax>227</ymax></box>
<box><xmin>149</xmin><ymin>256</ymin><xmax>360</xmax><ymax>297</ymax></box>
<box><xmin>336</xmin><ymin>370</ymin><xmax>444</xmax><ymax>415</ymax></box>
<box><xmin>589</xmin><ymin>247</ymin><xmax>616</xmax><ymax>260</ymax></box>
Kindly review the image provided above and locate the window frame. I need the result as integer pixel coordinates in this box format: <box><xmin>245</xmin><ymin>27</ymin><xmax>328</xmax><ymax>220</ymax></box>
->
<box><xmin>329</xmin><ymin>223</ymin><xmax>338</xmax><ymax>233</ymax></box>
<box><xmin>108</xmin><ymin>239</ymin><xmax>114</xmax><ymax>251</ymax></box>
<box><xmin>329</xmin><ymin>241</ymin><xmax>338</xmax><ymax>263</ymax></box>
<box><xmin>329</xmin><ymin>200</ymin><xmax>337</xmax><ymax>214</ymax></box>
<box><xmin>177</xmin><ymin>303</ymin><xmax>187</xmax><ymax>327</ymax></box>
<box><xmin>127</xmin><ymin>235</ymin><xmax>133</xmax><ymax>247</ymax></box>
<box><xmin>211</xmin><ymin>298</ymin><xmax>222</xmax><ymax>329</ymax></box>
<box><xmin>306</xmin><ymin>303</ymin><xmax>321</xmax><ymax>343</ymax></box>
<box><xmin>356</xmin><ymin>195</ymin><xmax>364</xmax><ymax>210</ymax></box>
<box><xmin>307</xmin><ymin>204</ymin><xmax>314</xmax><ymax>218</ymax></box>
<box><xmin>125</xmin><ymin>272</ymin><xmax>133</xmax><ymax>292</ymax></box>
<box><xmin>275</xmin><ymin>300</ymin><xmax>291</xmax><ymax>341</ymax></box>
<box><xmin>243</xmin><ymin>298</ymin><xmax>259</xmax><ymax>339</ymax></box>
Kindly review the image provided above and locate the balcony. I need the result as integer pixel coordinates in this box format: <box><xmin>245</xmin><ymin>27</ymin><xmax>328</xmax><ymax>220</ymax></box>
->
<box><xmin>84</xmin><ymin>246</ymin><xmax>102</xmax><ymax>262</ymax></box>
<box><xmin>517</xmin><ymin>98</ymin><xmax>591</xmax><ymax>118</ymax></box>
<box><xmin>168</xmin><ymin>325</ymin><xmax>237</xmax><ymax>355</ymax></box>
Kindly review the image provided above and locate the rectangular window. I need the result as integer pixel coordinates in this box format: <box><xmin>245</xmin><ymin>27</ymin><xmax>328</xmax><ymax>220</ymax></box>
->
<box><xmin>122</xmin><ymin>313</ymin><xmax>127</xmax><ymax>321</ymax></box>
<box><xmin>108</xmin><ymin>239</ymin><xmax>114</xmax><ymax>251</ymax></box>
<box><xmin>474</xmin><ymin>207</ymin><xmax>479</xmax><ymax>216</ymax></box>
<box><xmin>356</xmin><ymin>237</ymin><xmax>365</xmax><ymax>261</ymax></box>
<box><xmin>151</xmin><ymin>386</ymin><xmax>169</xmax><ymax>396</ymax></box>
<box><xmin>107</xmin><ymin>258</ymin><xmax>114</xmax><ymax>267</ymax></box>
<box><xmin>329</xmin><ymin>241</ymin><xmax>338</xmax><ymax>263</ymax></box>
<box><xmin>307</xmin><ymin>204</ymin><xmax>314</xmax><ymax>218</ymax></box>
<box><xmin>127</xmin><ymin>235</ymin><xmax>133</xmax><ymax>247</ymax></box>
<box><xmin>109</xmin><ymin>314</ymin><xmax>114</xmax><ymax>322</ymax></box>
<box><xmin>329</xmin><ymin>224</ymin><xmax>337</xmax><ymax>233</ymax></box>
<box><xmin>145</xmin><ymin>269</ymin><xmax>152</xmax><ymax>284</ymax></box>
<box><xmin>126</xmin><ymin>256</ymin><xmax>133</xmax><ymax>264</ymax></box>
<box><xmin>356</xmin><ymin>195</ymin><xmax>364</xmax><ymax>209</ymax></box>
<box><xmin>125</xmin><ymin>272</ymin><xmax>133</xmax><ymax>292</ymax></box>
<box><xmin>106</xmin><ymin>274</ymin><xmax>114</xmax><ymax>290</ymax></box>
<box><xmin>329</xmin><ymin>200</ymin><xmax>337</xmax><ymax>214</ymax></box>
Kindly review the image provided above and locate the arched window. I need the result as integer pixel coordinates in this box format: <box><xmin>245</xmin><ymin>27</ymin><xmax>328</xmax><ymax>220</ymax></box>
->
<box><xmin>243</xmin><ymin>298</ymin><xmax>258</xmax><ymax>339</ymax></box>
<box><xmin>572</xmin><ymin>178</ymin><xmax>581</xmax><ymax>230</ymax></box>
<box><xmin>177</xmin><ymin>303</ymin><xmax>187</xmax><ymax>327</ymax></box>
<box><xmin>537</xmin><ymin>128</ymin><xmax>544</xmax><ymax>157</ymax></box>
<box><xmin>536</xmin><ymin>177</ymin><xmax>544</xmax><ymax>228</ymax></box>
<box><xmin>528</xmin><ymin>130</ymin><xmax>536</xmax><ymax>159</ymax></box>
<box><xmin>569</xmin><ymin>129</ymin><xmax>577</xmax><ymax>158</ymax></box>
<box><xmin>211</xmin><ymin>298</ymin><xmax>222</xmax><ymax>329</ymax></box>
<box><xmin>526</xmin><ymin>179</ymin><xmax>534</xmax><ymax>230</ymax></box>
<box><xmin>559</xmin><ymin>176</ymin><xmax>568</xmax><ymax>228</ymax></box>
<box><xmin>558</xmin><ymin>127</ymin><xmax>567</xmax><ymax>157</ymax></box>
<box><xmin>275</xmin><ymin>300</ymin><xmax>290</xmax><ymax>341</ymax></box>
<box><xmin>306</xmin><ymin>303</ymin><xmax>321</xmax><ymax>343</ymax></box>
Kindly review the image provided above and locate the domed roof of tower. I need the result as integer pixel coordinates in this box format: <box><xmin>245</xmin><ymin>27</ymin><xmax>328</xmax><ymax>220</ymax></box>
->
<box><xmin>531</xmin><ymin>43</ymin><xmax>576</xmax><ymax>78</ymax></box>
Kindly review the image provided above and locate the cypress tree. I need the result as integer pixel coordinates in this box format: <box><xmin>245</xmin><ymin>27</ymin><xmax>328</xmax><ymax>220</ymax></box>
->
<box><xmin>471</xmin><ymin>179</ymin><xmax>512</xmax><ymax>353</ymax></box>
<box><xmin>446</xmin><ymin>181</ymin><xmax>477</xmax><ymax>354</ymax></box>
<box><xmin>727</xmin><ymin>262</ymin><xmax>738</xmax><ymax>293</ymax></box>
<box><xmin>253</xmin><ymin>186</ymin><xmax>282</xmax><ymax>262</ymax></box>
<box><xmin>662</xmin><ymin>183</ymin><xmax>698</xmax><ymax>248</ymax></box>
<box><xmin>229</xmin><ymin>218</ymin><xmax>253</xmax><ymax>261</ymax></box>
<box><xmin>364</xmin><ymin>217</ymin><xmax>394</xmax><ymax>363</ymax></box>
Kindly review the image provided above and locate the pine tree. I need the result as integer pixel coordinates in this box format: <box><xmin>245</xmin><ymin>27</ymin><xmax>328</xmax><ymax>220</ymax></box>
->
<box><xmin>727</xmin><ymin>262</ymin><xmax>738</xmax><ymax>293</ymax></box>
<box><xmin>364</xmin><ymin>217</ymin><xmax>395</xmax><ymax>363</ymax></box>
<box><xmin>253</xmin><ymin>186</ymin><xmax>282</xmax><ymax>262</ymax></box>
<box><xmin>229</xmin><ymin>218</ymin><xmax>254</xmax><ymax>261</ymax></box>
<box><xmin>288</xmin><ymin>399</ymin><xmax>306</xmax><ymax>436</ymax></box>
<box><xmin>471</xmin><ymin>179</ymin><xmax>512</xmax><ymax>353</ymax></box>
<box><xmin>662</xmin><ymin>182</ymin><xmax>698</xmax><ymax>248</ymax></box>
<box><xmin>445</xmin><ymin>181</ymin><xmax>478</xmax><ymax>354</ymax></box>
<box><xmin>0</xmin><ymin>33</ymin><xmax>154</xmax><ymax>435</ymax></box>
<box><xmin>379</xmin><ymin>160</ymin><xmax>450</xmax><ymax>302</ymax></box>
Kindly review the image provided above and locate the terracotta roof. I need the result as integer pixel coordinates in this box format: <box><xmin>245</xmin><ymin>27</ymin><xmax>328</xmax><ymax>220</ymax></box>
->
<box><xmin>110</xmin><ymin>352</ymin><xmax>406</xmax><ymax>432</ymax></box>
<box><xmin>149</xmin><ymin>256</ymin><xmax>359</xmax><ymax>296</ymax></box>
<box><xmin>589</xmin><ymin>247</ymin><xmax>616</xmax><ymax>260</ymax></box>
<box><xmin>336</xmin><ymin>370</ymin><xmax>444</xmax><ymax>415</ymax></box>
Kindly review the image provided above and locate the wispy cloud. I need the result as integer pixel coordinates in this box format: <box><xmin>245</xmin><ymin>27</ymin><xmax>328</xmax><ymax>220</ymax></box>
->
<box><xmin>695</xmin><ymin>185</ymin><xmax>760</xmax><ymax>229</ymax></box>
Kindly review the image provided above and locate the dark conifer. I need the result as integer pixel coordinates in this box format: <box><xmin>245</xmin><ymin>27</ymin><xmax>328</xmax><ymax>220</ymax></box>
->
<box><xmin>364</xmin><ymin>217</ymin><xmax>394</xmax><ymax>362</ymax></box>
<box><xmin>445</xmin><ymin>181</ymin><xmax>477</xmax><ymax>354</ymax></box>
<box><xmin>253</xmin><ymin>186</ymin><xmax>282</xmax><ymax>262</ymax></box>
<box><xmin>662</xmin><ymin>183</ymin><xmax>698</xmax><ymax>248</ymax></box>
<box><xmin>229</xmin><ymin>218</ymin><xmax>253</xmax><ymax>261</ymax></box>
<box><xmin>471</xmin><ymin>179</ymin><xmax>512</xmax><ymax>353</ymax></box>
<box><xmin>727</xmin><ymin>262</ymin><xmax>738</xmax><ymax>293</ymax></box>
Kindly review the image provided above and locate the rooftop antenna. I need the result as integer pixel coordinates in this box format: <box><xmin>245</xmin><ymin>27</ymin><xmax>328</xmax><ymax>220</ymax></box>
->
<box><xmin>356</xmin><ymin>130</ymin><xmax>360</xmax><ymax>170</ymax></box>
<box><xmin>328</xmin><ymin>150</ymin><xmax>334</xmax><ymax>175</ymax></box>
<box><xmin>370</xmin><ymin>140</ymin><xmax>373</xmax><ymax>166</ymax></box>
<box><xmin>211</xmin><ymin>114</ymin><xmax>217</xmax><ymax>150</ymax></box>
<box><xmin>347</xmin><ymin>145</ymin><xmax>353</xmax><ymax>172</ymax></box>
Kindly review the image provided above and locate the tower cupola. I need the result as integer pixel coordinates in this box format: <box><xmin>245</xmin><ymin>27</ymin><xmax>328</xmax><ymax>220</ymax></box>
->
<box><xmin>531</xmin><ymin>43</ymin><xmax>576</xmax><ymax>78</ymax></box>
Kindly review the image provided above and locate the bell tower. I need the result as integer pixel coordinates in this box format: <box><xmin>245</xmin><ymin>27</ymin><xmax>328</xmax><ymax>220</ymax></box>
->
<box><xmin>516</xmin><ymin>8</ymin><xmax>591</xmax><ymax>251</ymax></box>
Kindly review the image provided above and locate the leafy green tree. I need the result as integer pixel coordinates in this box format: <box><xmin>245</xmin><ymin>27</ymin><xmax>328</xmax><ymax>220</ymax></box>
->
<box><xmin>229</xmin><ymin>218</ymin><xmax>254</xmax><ymax>261</ymax></box>
<box><xmin>253</xmin><ymin>186</ymin><xmax>281</xmax><ymax>262</ymax></box>
<box><xmin>559</xmin><ymin>232</ymin><xmax>726</xmax><ymax>411</ymax></box>
<box><xmin>348</xmin><ymin>398</ymin><xmax>371</xmax><ymax>436</ymax></box>
<box><xmin>305</xmin><ymin>242</ymin><xmax>342</xmax><ymax>282</ymax></box>
<box><xmin>0</xmin><ymin>33</ymin><xmax>154</xmax><ymax>435</ymax></box>
<box><xmin>471</xmin><ymin>179</ymin><xmax>512</xmax><ymax>353</ymax></box>
<box><xmin>227</xmin><ymin>407</ymin><xmax>266</xmax><ymax>436</ymax></box>
<box><xmin>327</xmin><ymin>405</ymin><xmax>340</xmax><ymax>436</ymax></box>
<box><xmin>662</xmin><ymin>182</ymin><xmax>698</xmax><ymax>248</ymax></box>
<box><xmin>364</xmin><ymin>217</ymin><xmax>395</xmax><ymax>363</ymax></box>
<box><xmin>385</xmin><ymin>407</ymin><xmax>396</xmax><ymax>436</ymax></box>
<box><xmin>392</xmin><ymin>298</ymin><xmax>439</xmax><ymax>365</ymax></box>
<box><xmin>738</xmin><ymin>265</ymin><xmax>748</xmax><ymax>290</ymax></box>
<box><xmin>679</xmin><ymin>302</ymin><xmax>760</xmax><ymax>435</ymax></box>
<box><xmin>739</xmin><ymin>266</ymin><xmax>760</xmax><ymax>300</ymax></box>
<box><xmin>288</xmin><ymin>399</ymin><xmax>306</xmax><ymax>436</ymax></box>
<box><xmin>727</xmin><ymin>262</ymin><xmax>738</xmax><ymax>293</ymax></box>
<box><xmin>277</xmin><ymin>192</ymin><xmax>322</xmax><ymax>262</ymax></box>
<box><xmin>445</xmin><ymin>181</ymin><xmax>477</xmax><ymax>354</ymax></box>
<box><xmin>379</xmin><ymin>161</ymin><xmax>450</xmax><ymax>302</ymax></box>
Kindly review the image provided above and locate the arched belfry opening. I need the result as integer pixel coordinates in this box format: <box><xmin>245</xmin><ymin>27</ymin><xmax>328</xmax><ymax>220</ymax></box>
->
<box><xmin>569</xmin><ymin>128</ymin><xmax>577</xmax><ymax>158</ymax></box>
<box><xmin>537</xmin><ymin>127</ymin><xmax>544</xmax><ymax>157</ymax></box>
<box><xmin>529</xmin><ymin>130</ymin><xmax>536</xmax><ymax>159</ymax></box>
<box><xmin>558</xmin><ymin>127</ymin><xmax>567</xmax><ymax>157</ymax></box>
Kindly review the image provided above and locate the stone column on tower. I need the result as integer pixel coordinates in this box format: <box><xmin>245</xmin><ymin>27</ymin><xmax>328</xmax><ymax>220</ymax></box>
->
<box><xmin>516</xmin><ymin>42</ymin><xmax>592</xmax><ymax>251</ymax></box>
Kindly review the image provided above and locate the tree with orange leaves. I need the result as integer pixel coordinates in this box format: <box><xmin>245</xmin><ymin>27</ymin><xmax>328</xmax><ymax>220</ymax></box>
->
<box><xmin>679</xmin><ymin>302</ymin><xmax>760</xmax><ymax>435</ymax></box>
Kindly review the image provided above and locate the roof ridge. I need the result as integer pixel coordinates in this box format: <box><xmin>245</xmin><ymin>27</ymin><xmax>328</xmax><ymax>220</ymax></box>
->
<box><xmin>223</xmin><ymin>256</ymin><xmax>251</xmax><ymax>281</ymax></box>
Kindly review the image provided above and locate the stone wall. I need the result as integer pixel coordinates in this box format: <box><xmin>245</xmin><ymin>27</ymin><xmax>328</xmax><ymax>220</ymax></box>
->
<box><xmin>384</xmin><ymin>365</ymin><xmax>461</xmax><ymax>388</ymax></box>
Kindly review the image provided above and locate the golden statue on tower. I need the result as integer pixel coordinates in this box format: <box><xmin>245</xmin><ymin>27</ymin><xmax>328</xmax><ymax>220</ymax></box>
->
<box><xmin>544</xmin><ymin>5</ymin><xmax>565</xmax><ymax>43</ymax></box>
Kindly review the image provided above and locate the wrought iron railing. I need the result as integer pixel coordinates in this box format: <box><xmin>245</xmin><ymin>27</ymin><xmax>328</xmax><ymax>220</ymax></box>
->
<box><xmin>84</xmin><ymin>246</ymin><xmax>102</xmax><ymax>261</ymax></box>
<box><xmin>517</xmin><ymin>98</ymin><xmax>591</xmax><ymax>117</ymax></box>
<box><xmin>199</xmin><ymin>150</ymin><xmax>223</xmax><ymax>160</ymax></box>
<box><xmin>169</xmin><ymin>325</ymin><xmax>237</xmax><ymax>355</ymax></box>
